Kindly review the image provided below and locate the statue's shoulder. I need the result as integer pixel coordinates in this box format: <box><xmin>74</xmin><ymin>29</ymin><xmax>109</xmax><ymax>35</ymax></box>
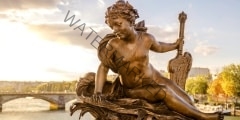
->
<box><xmin>98</xmin><ymin>33</ymin><xmax>116</xmax><ymax>50</ymax></box>
<box><xmin>97</xmin><ymin>33</ymin><xmax>119</xmax><ymax>73</ymax></box>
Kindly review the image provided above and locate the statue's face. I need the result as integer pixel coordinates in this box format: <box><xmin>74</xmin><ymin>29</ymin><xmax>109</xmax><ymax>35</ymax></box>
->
<box><xmin>108</xmin><ymin>17</ymin><xmax>133</xmax><ymax>39</ymax></box>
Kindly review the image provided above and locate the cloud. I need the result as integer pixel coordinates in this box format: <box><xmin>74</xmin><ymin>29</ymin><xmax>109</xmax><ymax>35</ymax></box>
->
<box><xmin>194</xmin><ymin>40</ymin><xmax>219</xmax><ymax>56</ymax></box>
<box><xmin>98</xmin><ymin>0</ymin><xmax>105</xmax><ymax>8</ymax></box>
<box><xmin>0</xmin><ymin>21</ymin><xmax>101</xmax><ymax>80</ymax></box>
<box><xmin>28</xmin><ymin>23</ymin><xmax>112</xmax><ymax>50</ymax></box>
<box><xmin>46</xmin><ymin>67</ymin><xmax>81</xmax><ymax>78</ymax></box>
<box><xmin>0</xmin><ymin>0</ymin><xmax>64</xmax><ymax>23</ymax></box>
<box><xmin>207</xmin><ymin>27</ymin><xmax>214</xmax><ymax>33</ymax></box>
<box><xmin>0</xmin><ymin>0</ymin><xmax>61</xmax><ymax>11</ymax></box>
<box><xmin>147</xmin><ymin>24</ymin><xmax>178</xmax><ymax>42</ymax></box>
<box><xmin>28</xmin><ymin>19</ymin><xmax>181</xmax><ymax>51</ymax></box>
<box><xmin>0</xmin><ymin>14</ymin><xmax>8</xmax><ymax>19</ymax></box>
<box><xmin>0</xmin><ymin>0</ymin><xmax>109</xmax><ymax>25</ymax></box>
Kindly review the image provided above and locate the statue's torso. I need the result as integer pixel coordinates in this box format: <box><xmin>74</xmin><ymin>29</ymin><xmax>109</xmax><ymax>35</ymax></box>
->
<box><xmin>108</xmin><ymin>32</ymin><xmax>158</xmax><ymax>89</ymax></box>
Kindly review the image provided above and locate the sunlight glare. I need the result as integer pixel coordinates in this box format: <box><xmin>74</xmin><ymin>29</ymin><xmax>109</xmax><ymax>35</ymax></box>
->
<box><xmin>0</xmin><ymin>21</ymin><xmax>99</xmax><ymax>81</ymax></box>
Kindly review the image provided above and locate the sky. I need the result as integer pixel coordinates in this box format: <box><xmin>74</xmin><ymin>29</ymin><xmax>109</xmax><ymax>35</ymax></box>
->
<box><xmin>0</xmin><ymin>0</ymin><xmax>239</xmax><ymax>81</ymax></box>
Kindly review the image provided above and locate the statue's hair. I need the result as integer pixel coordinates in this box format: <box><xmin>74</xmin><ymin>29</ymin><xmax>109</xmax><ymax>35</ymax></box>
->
<box><xmin>105</xmin><ymin>0</ymin><xmax>139</xmax><ymax>25</ymax></box>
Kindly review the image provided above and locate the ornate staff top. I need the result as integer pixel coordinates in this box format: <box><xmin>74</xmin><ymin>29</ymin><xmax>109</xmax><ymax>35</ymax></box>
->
<box><xmin>178</xmin><ymin>11</ymin><xmax>187</xmax><ymax>38</ymax></box>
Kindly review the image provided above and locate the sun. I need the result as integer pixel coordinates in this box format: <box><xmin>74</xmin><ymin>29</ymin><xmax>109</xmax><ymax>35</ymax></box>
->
<box><xmin>0</xmin><ymin>21</ymin><xmax>54</xmax><ymax>81</ymax></box>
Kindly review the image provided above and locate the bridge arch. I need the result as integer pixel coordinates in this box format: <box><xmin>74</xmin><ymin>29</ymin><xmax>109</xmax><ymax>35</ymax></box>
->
<box><xmin>2</xmin><ymin>95</ymin><xmax>58</xmax><ymax>105</ymax></box>
<box><xmin>0</xmin><ymin>93</ymin><xmax>77</xmax><ymax>112</ymax></box>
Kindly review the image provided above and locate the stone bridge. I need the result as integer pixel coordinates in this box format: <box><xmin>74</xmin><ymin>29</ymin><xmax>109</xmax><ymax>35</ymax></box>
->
<box><xmin>0</xmin><ymin>92</ymin><xmax>77</xmax><ymax>112</ymax></box>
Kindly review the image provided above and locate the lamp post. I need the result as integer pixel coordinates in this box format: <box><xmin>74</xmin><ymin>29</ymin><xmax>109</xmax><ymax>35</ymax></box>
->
<box><xmin>230</xmin><ymin>69</ymin><xmax>238</xmax><ymax>116</ymax></box>
<box><xmin>233</xmin><ymin>96</ymin><xmax>238</xmax><ymax>116</ymax></box>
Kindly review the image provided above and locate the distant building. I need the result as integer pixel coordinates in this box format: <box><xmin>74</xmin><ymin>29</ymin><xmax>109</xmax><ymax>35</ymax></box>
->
<box><xmin>188</xmin><ymin>67</ymin><xmax>210</xmax><ymax>77</ymax></box>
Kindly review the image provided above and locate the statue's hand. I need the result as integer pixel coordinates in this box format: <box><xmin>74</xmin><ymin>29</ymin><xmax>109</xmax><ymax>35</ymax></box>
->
<box><xmin>176</xmin><ymin>37</ymin><xmax>184</xmax><ymax>49</ymax></box>
<box><xmin>91</xmin><ymin>92</ymin><xmax>105</xmax><ymax>104</ymax></box>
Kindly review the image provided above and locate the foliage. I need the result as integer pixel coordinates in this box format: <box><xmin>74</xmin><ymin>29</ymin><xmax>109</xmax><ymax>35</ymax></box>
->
<box><xmin>0</xmin><ymin>86</ymin><xmax>16</xmax><ymax>92</ymax></box>
<box><xmin>207</xmin><ymin>64</ymin><xmax>240</xmax><ymax>103</ymax></box>
<box><xmin>22</xmin><ymin>86</ymin><xmax>36</xmax><ymax>93</ymax></box>
<box><xmin>221</xmin><ymin>64</ymin><xmax>240</xmax><ymax>97</ymax></box>
<box><xmin>207</xmin><ymin>76</ymin><xmax>224</xmax><ymax>97</ymax></box>
<box><xmin>35</xmin><ymin>81</ymin><xmax>77</xmax><ymax>93</ymax></box>
<box><xmin>185</xmin><ymin>75</ymin><xmax>209</xmax><ymax>95</ymax></box>
<box><xmin>207</xmin><ymin>76</ymin><xmax>224</xmax><ymax>102</ymax></box>
<box><xmin>0</xmin><ymin>81</ymin><xmax>78</xmax><ymax>93</ymax></box>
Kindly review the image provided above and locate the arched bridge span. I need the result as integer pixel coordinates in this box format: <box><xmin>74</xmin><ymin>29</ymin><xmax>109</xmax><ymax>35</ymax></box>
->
<box><xmin>0</xmin><ymin>92</ymin><xmax>77</xmax><ymax>112</ymax></box>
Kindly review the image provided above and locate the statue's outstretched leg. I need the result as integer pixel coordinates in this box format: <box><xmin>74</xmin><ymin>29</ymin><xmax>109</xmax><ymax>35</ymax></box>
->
<box><xmin>125</xmin><ymin>84</ymin><xmax>223</xmax><ymax>120</ymax></box>
<box><xmin>155</xmin><ymin>73</ymin><xmax>195</xmax><ymax>106</ymax></box>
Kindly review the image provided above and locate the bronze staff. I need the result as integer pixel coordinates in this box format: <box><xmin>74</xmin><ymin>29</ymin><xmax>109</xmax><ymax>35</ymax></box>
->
<box><xmin>168</xmin><ymin>11</ymin><xmax>192</xmax><ymax>90</ymax></box>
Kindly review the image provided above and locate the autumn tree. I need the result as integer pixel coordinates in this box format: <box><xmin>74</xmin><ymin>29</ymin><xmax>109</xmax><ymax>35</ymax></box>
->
<box><xmin>221</xmin><ymin>64</ymin><xmax>240</xmax><ymax>97</ymax></box>
<box><xmin>207</xmin><ymin>76</ymin><xmax>224</xmax><ymax>103</ymax></box>
<box><xmin>207</xmin><ymin>64</ymin><xmax>240</xmax><ymax>103</ymax></box>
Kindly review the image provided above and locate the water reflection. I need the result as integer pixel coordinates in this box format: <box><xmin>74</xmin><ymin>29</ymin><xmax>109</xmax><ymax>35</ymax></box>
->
<box><xmin>1</xmin><ymin>97</ymin><xmax>94</xmax><ymax>120</ymax></box>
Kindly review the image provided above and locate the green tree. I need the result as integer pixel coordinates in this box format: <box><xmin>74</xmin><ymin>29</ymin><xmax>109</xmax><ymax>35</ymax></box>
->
<box><xmin>0</xmin><ymin>86</ymin><xmax>16</xmax><ymax>93</ymax></box>
<box><xmin>185</xmin><ymin>77</ymin><xmax>195</xmax><ymax>94</ymax></box>
<box><xmin>69</xmin><ymin>80</ymin><xmax>77</xmax><ymax>92</ymax></box>
<box><xmin>22</xmin><ymin>86</ymin><xmax>35</xmax><ymax>93</ymax></box>
<box><xmin>33</xmin><ymin>80</ymin><xmax>78</xmax><ymax>93</ymax></box>
<box><xmin>185</xmin><ymin>75</ymin><xmax>209</xmax><ymax>95</ymax></box>
<box><xmin>36</xmin><ymin>83</ymin><xmax>48</xmax><ymax>92</ymax></box>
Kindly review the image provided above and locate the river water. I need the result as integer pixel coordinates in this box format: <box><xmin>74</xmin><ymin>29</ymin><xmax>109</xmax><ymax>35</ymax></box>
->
<box><xmin>0</xmin><ymin>98</ymin><xmax>94</xmax><ymax>120</ymax></box>
<box><xmin>1</xmin><ymin>98</ymin><xmax>240</xmax><ymax>120</ymax></box>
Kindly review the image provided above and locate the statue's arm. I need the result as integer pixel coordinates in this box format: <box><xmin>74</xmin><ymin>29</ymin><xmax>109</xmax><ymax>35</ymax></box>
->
<box><xmin>148</xmin><ymin>33</ymin><xmax>180</xmax><ymax>53</ymax></box>
<box><xmin>94</xmin><ymin>63</ymin><xmax>109</xmax><ymax>94</ymax></box>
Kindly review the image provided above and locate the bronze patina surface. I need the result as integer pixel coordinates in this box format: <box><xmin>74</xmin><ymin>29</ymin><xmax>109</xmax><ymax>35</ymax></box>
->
<box><xmin>70</xmin><ymin>1</ymin><xmax>224</xmax><ymax>120</ymax></box>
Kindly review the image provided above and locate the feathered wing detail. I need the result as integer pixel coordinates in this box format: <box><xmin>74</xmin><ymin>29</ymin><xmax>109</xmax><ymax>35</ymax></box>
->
<box><xmin>168</xmin><ymin>52</ymin><xmax>192</xmax><ymax>90</ymax></box>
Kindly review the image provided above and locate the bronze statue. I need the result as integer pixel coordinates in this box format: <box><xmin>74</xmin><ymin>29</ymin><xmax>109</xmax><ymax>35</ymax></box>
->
<box><xmin>70</xmin><ymin>1</ymin><xmax>224</xmax><ymax>120</ymax></box>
